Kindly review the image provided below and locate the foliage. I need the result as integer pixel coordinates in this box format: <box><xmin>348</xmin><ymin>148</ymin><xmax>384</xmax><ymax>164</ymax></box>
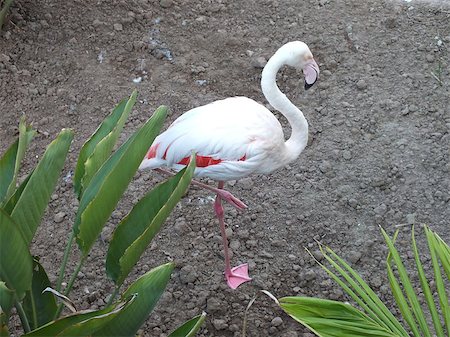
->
<box><xmin>0</xmin><ymin>0</ymin><xmax>15</xmax><ymax>31</ymax></box>
<box><xmin>0</xmin><ymin>91</ymin><xmax>204</xmax><ymax>336</ymax></box>
<box><xmin>268</xmin><ymin>225</ymin><xmax>449</xmax><ymax>337</ymax></box>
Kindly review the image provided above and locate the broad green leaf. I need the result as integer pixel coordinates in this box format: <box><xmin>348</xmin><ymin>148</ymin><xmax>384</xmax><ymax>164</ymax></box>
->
<box><xmin>0</xmin><ymin>140</ymin><xmax>18</xmax><ymax>204</ymax></box>
<box><xmin>0</xmin><ymin>118</ymin><xmax>35</xmax><ymax>205</ymax></box>
<box><xmin>0</xmin><ymin>209</ymin><xmax>32</xmax><ymax>299</ymax></box>
<box><xmin>94</xmin><ymin>263</ymin><xmax>174</xmax><ymax>337</ymax></box>
<box><xmin>22</xmin><ymin>259</ymin><xmax>58</xmax><ymax>330</ymax></box>
<box><xmin>411</xmin><ymin>226</ymin><xmax>444</xmax><ymax>337</ymax></box>
<box><xmin>0</xmin><ymin>281</ymin><xmax>14</xmax><ymax>325</ymax></box>
<box><xmin>106</xmin><ymin>158</ymin><xmax>195</xmax><ymax>286</ymax></box>
<box><xmin>74</xmin><ymin>91</ymin><xmax>137</xmax><ymax>198</ymax></box>
<box><xmin>2</xmin><ymin>170</ymin><xmax>33</xmax><ymax>215</ymax></box>
<box><xmin>381</xmin><ymin>228</ymin><xmax>431</xmax><ymax>337</ymax></box>
<box><xmin>74</xmin><ymin>106</ymin><xmax>167</xmax><ymax>257</ymax></box>
<box><xmin>10</xmin><ymin>129</ymin><xmax>73</xmax><ymax>245</ymax></box>
<box><xmin>168</xmin><ymin>312</ymin><xmax>206</xmax><ymax>337</ymax></box>
<box><xmin>280</xmin><ymin>297</ymin><xmax>399</xmax><ymax>337</ymax></box>
<box><xmin>23</xmin><ymin>296</ymin><xmax>135</xmax><ymax>336</ymax></box>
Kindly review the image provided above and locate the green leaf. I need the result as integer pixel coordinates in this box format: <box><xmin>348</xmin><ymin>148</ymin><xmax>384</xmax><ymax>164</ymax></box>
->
<box><xmin>22</xmin><ymin>259</ymin><xmax>58</xmax><ymax>330</ymax></box>
<box><xmin>23</xmin><ymin>296</ymin><xmax>135</xmax><ymax>336</ymax></box>
<box><xmin>312</xmin><ymin>245</ymin><xmax>407</xmax><ymax>336</ymax></box>
<box><xmin>74</xmin><ymin>91</ymin><xmax>137</xmax><ymax>199</ymax></box>
<box><xmin>0</xmin><ymin>281</ymin><xmax>15</xmax><ymax>324</ymax></box>
<box><xmin>0</xmin><ymin>209</ymin><xmax>32</xmax><ymax>299</ymax></box>
<box><xmin>279</xmin><ymin>297</ymin><xmax>399</xmax><ymax>337</ymax></box>
<box><xmin>94</xmin><ymin>262</ymin><xmax>174</xmax><ymax>337</ymax></box>
<box><xmin>168</xmin><ymin>312</ymin><xmax>206</xmax><ymax>337</ymax></box>
<box><xmin>381</xmin><ymin>228</ymin><xmax>431</xmax><ymax>337</ymax></box>
<box><xmin>74</xmin><ymin>106</ymin><xmax>167</xmax><ymax>257</ymax></box>
<box><xmin>425</xmin><ymin>227</ymin><xmax>450</xmax><ymax>333</ymax></box>
<box><xmin>0</xmin><ymin>118</ymin><xmax>35</xmax><ymax>205</ymax></box>
<box><xmin>2</xmin><ymin>170</ymin><xmax>33</xmax><ymax>215</ymax></box>
<box><xmin>411</xmin><ymin>226</ymin><xmax>444</xmax><ymax>337</ymax></box>
<box><xmin>10</xmin><ymin>129</ymin><xmax>73</xmax><ymax>245</ymax></box>
<box><xmin>106</xmin><ymin>157</ymin><xmax>195</xmax><ymax>286</ymax></box>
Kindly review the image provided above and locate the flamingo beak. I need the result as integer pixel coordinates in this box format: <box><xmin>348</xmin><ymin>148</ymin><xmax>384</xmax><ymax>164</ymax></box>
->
<box><xmin>303</xmin><ymin>58</ymin><xmax>319</xmax><ymax>90</ymax></box>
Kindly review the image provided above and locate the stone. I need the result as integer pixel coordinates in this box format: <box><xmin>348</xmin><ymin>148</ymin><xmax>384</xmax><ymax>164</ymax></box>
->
<box><xmin>54</xmin><ymin>212</ymin><xmax>66</xmax><ymax>223</ymax></box>
<box><xmin>347</xmin><ymin>250</ymin><xmax>362</xmax><ymax>264</ymax></box>
<box><xmin>271</xmin><ymin>316</ymin><xmax>283</xmax><ymax>326</ymax></box>
<box><xmin>179</xmin><ymin>265</ymin><xmax>198</xmax><ymax>284</ymax></box>
<box><xmin>356</xmin><ymin>79</ymin><xmax>367</xmax><ymax>90</ymax></box>
<box><xmin>113</xmin><ymin>23</ymin><xmax>123</xmax><ymax>31</ymax></box>
<box><xmin>251</xmin><ymin>56</ymin><xmax>267</xmax><ymax>69</ymax></box>
<box><xmin>206</xmin><ymin>297</ymin><xmax>221</xmax><ymax>312</ymax></box>
<box><xmin>212</xmin><ymin>318</ymin><xmax>228</xmax><ymax>330</ymax></box>
<box><xmin>160</xmin><ymin>0</ymin><xmax>173</xmax><ymax>8</ymax></box>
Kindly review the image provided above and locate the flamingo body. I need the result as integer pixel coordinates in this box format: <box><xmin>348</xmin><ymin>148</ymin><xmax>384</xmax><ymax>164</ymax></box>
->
<box><xmin>140</xmin><ymin>96</ymin><xmax>288</xmax><ymax>181</ymax></box>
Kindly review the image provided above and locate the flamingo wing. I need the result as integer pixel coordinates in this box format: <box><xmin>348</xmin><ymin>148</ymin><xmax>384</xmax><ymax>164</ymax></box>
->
<box><xmin>140</xmin><ymin>97</ymin><xmax>284</xmax><ymax>180</ymax></box>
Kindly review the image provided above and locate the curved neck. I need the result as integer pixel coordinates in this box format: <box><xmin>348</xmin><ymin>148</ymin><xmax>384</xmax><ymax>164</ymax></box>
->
<box><xmin>261</xmin><ymin>53</ymin><xmax>308</xmax><ymax>161</ymax></box>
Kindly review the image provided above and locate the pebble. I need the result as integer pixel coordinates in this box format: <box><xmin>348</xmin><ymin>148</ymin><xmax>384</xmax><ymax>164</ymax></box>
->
<box><xmin>347</xmin><ymin>250</ymin><xmax>362</xmax><ymax>264</ymax></box>
<box><xmin>342</xmin><ymin>150</ymin><xmax>352</xmax><ymax>160</ymax></box>
<box><xmin>239</xmin><ymin>177</ymin><xmax>253</xmax><ymax>190</ymax></box>
<box><xmin>113</xmin><ymin>23</ymin><xmax>123</xmax><ymax>31</ymax></box>
<box><xmin>212</xmin><ymin>318</ymin><xmax>228</xmax><ymax>330</ymax></box>
<box><xmin>179</xmin><ymin>265</ymin><xmax>198</xmax><ymax>284</ymax></box>
<box><xmin>251</xmin><ymin>56</ymin><xmax>267</xmax><ymax>69</ymax></box>
<box><xmin>271</xmin><ymin>316</ymin><xmax>283</xmax><ymax>327</ymax></box>
<box><xmin>319</xmin><ymin>160</ymin><xmax>331</xmax><ymax>173</ymax></box>
<box><xmin>356</xmin><ymin>79</ymin><xmax>368</xmax><ymax>90</ymax></box>
<box><xmin>206</xmin><ymin>297</ymin><xmax>221</xmax><ymax>312</ymax></box>
<box><xmin>374</xmin><ymin>203</ymin><xmax>387</xmax><ymax>215</ymax></box>
<box><xmin>160</xmin><ymin>0</ymin><xmax>174</xmax><ymax>8</ymax></box>
<box><xmin>406</xmin><ymin>213</ymin><xmax>415</xmax><ymax>225</ymax></box>
<box><xmin>426</xmin><ymin>54</ymin><xmax>434</xmax><ymax>63</ymax></box>
<box><xmin>54</xmin><ymin>212</ymin><xmax>66</xmax><ymax>223</ymax></box>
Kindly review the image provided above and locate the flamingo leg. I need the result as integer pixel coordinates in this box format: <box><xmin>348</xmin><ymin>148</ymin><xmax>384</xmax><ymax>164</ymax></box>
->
<box><xmin>215</xmin><ymin>181</ymin><xmax>251</xmax><ymax>289</ymax></box>
<box><xmin>154</xmin><ymin>168</ymin><xmax>247</xmax><ymax>210</ymax></box>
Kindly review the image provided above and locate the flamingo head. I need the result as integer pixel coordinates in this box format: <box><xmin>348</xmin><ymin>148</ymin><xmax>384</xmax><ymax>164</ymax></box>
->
<box><xmin>277</xmin><ymin>41</ymin><xmax>320</xmax><ymax>90</ymax></box>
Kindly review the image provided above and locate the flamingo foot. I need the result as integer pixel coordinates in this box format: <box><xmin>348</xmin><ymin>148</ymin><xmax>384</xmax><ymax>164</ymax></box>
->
<box><xmin>225</xmin><ymin>264</ymin><xmax>252</xmax><ymax>289</ymax></box>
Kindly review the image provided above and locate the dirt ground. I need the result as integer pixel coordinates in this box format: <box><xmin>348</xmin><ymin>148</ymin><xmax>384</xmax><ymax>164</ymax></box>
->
<box><xmin>1</xmin><ymin>0</ymin><xmax>449</xmax><ymax>336</ymax></box>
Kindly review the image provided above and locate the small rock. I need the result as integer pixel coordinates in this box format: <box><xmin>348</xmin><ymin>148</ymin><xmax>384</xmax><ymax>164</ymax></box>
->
<box><xmin>426</xmin><ymin>54</ymin><xmax>434</xmax><ymax>63</ymax></box>
<box><xmin>319</xmin><ymin>160</ymin><xmax>331</xmax><ymax>173</ymax></box>
<box><xmin>356</xmin><ymin>79</ymin><xmax>367</xmax><ymax>90</ymax></box>
<box><xmin>406</xmin><ymin>213</ymin><xmax>415</xmax><ymax>225</ymax></box>
<box><xmin>206</xmin><ymin>297</ymin><xmax>221</xmax><ymax>312</ymax></box>
<box><xmin>303</xmin><ymin>270</ymin><xmax>317</xmax><ymax>281</ymax></box>
<box><xmin>347</xmin><ymin>250</ymin><xmax>362</xmax><ymax>264</ymax></box>
<box><xmin>160</xmin><ymin>0</ymin><xmax>173</xmax><ymax>8</ymax></box>
<box><xmin>271</xmin><ymin>316</ymin><xmax>283</xmax><ymax>327</ymax></box>
<box><xmin>251</xmin><ymin>56</ymin><xmax>267</xmax><ymax>69</ymax></box>
<box><xmin>179</xmin><ymin>265</ymin><xmax>198</xmax><ymax>284</ymax></box>
<box><xmin>342</xmin><ymin>150</ymin><xmax>352</xmax><ymax>160</ymax></box>
<box><xmin>212</xmin><ymin>318</ymin><xmax>228</xmax><ymax>330</ymax></box>
<box><xmin>113</xmin><ymin>23</ymin><xmax>123</xmax><ymax>31</ymax></box>
<box><xmin>93</xmin><ymin>19</ymin><xmax>103</xmax><ymax>27</ymax></box>
<box><xmin>374</xmin><ymin>203</ymin><xmax>387</xmax><ymax>215</ymax></box>
<box><xmin>239</xmin><ymin>177</ymin><xmax>253</xmax><ymax>190</ymax></box>
<box><xmin>54</xmin><ymin>212</ymin><xmax>66</xmax><ymax>223</ymax></box>
<box><xmin>348</xmin><ymin>198</ymin><xmax>358</xmax><ymax>208</ymax></box>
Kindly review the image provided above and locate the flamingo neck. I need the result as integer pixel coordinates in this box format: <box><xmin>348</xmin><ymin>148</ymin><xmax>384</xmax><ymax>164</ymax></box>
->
<box><xmin>261</xmin><ymin>53</ymin><xmax>308</xmax><ymax>162</ymax></box>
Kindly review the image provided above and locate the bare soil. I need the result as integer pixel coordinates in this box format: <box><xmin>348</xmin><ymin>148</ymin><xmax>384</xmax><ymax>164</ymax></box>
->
<box><xmin>1</xmin><ymin>0</ymin><xmax>449</xmax><ymax>336</ymax></box>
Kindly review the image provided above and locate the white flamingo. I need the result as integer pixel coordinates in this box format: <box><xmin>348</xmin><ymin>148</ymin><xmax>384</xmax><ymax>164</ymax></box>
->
<box><xmin>140</xmin><ymin>41</ymin><xmax>319</xmax><ymax>289</ymax></box>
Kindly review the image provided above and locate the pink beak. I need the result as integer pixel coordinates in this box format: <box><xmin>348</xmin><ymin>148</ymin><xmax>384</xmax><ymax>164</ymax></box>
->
<box><xmin>303</xmin><ymin>58</ymin><xmax>319</xmax><ymax>90</ymax></box>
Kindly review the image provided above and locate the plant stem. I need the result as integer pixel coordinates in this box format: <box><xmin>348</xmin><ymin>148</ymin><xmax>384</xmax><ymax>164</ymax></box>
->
<box><xmin>15</xmin><ymin>300</ymin><xmax>30</xmax><ymax>333</ymax></box>
<box><xmin>0</xmin><ymin>0</ymin><xmax>15</xmax><ymax>30</ymax></box>
<box><xmin>54</xmin><ymin>256</ymin><xmax>85</xmax><ymax>318</ymax></box>
<box><xmin>56</xmin><ymin>230</ymin><xmax>75</xmax><ymax>292</ymax></box>
<box><xmin>106</xmin><ymin>286</ymin><xmax>120</xmax><ymax>307</ymax></box>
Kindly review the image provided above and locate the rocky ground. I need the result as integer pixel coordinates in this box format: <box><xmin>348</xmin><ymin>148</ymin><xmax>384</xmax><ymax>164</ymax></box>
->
<box><xmin>1</xmin><ymin>0</ymin><xmax>449</xmax><ymax>336</ymax></box>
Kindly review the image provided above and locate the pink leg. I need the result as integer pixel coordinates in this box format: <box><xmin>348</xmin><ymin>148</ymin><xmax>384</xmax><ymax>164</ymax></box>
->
<box><xmin>155</xmin><ymin>168</ymin><xmax>247</xmax><ymax>210</ymax></box>
<box><xmin>215</xmin><ymin>181</ymin><xmax>251</xmax><ymax>289</ymax></box>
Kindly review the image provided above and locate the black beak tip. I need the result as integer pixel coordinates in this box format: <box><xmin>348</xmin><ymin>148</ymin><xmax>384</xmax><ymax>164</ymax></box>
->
<box><xmin>304</xmin><ymin>80</ymin><xmax>316</xmax><ymax>90</ymax></box>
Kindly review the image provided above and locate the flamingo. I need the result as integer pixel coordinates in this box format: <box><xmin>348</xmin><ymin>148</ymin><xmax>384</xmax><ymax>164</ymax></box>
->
<box><xmin>140</xmin><ymin>41</ymin><xmax>319</xmax><ymax>289</ymax></box>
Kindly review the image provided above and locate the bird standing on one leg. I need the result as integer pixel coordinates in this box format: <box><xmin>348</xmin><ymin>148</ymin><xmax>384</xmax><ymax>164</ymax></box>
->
<box><xmin>140</xmin><ymin>41</ymin><xmax>319</xmax><ymax>289</ymax></box>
